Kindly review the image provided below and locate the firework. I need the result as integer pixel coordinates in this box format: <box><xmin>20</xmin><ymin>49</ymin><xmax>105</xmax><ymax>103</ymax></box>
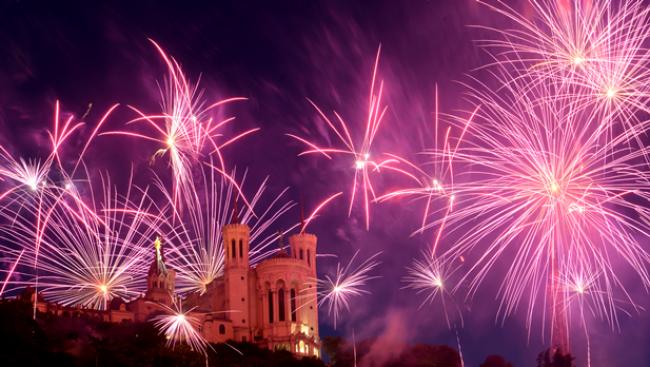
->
<box><xmin>288</xmin><ymin>46</ymin><xmax>390</xmax><ymax>230</ymax></box>
<box><xmin>475</xmin><ymin>0</ymin><xmax>650</xmax><ymax>134</ymax></box>
<box><xmin>152</xmin><ymin>299</ymin><xmax>211</xmax><ymax>355</ymax></box>
<box><xmin>406</xmin><ymin>1</ymin><xmax>650</xmax><ymax>349</ymax></box>
<box><xmin>421</xmin><ymin>62</ymin><xmax>650</xmax><ymax>347</ymax></box>
<box><xmin>0</xmin><ymin>249</ymin><xmax>24</xmax><ymax>297</ymax></box>
<box><xmin>100</xmin><ymin>39</ymin><xmax>251</xmax><ymax>204</ymax></box>
<box><xmin>376</xmin><ymin>85</ymin><xmax>479</xmax><ymax>254</ymax></box>
<box><xmin>0</xmin><ymin>168</ymin><xmax>164</xmax><ymax>310</ymax></box>
<box><xmin>157</xmin><ymin>163</ymin><xmax>297</xmax><ymax>295</ymax></box>
<box><xmin>316</xmin><ymin>250</ymin><xmax>381</xmax><ymax>329</ymax></box>
<box><xmin>300</xmin><ymin>192</ymin><xmax>343</xmax><ymax>234</ymax></box>
<box><xmin>402</xmin><ymin>250</ymin><xmax>463</xmax><ymax>328</ymax></box>
<box><xmin>0</xmin><ymin>101</ymin><xmax>120</xmax><ymax>317</ymax></box>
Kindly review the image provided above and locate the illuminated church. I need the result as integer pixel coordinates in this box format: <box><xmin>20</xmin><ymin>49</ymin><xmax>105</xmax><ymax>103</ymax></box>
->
<box><xmin>31</xmin><ymin>214</ymin><xmax>321</xmax><ymax>358</ymax></box>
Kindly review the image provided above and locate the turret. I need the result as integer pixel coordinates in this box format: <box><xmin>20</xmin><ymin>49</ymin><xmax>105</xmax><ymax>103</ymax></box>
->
<box><xmin>224</xmin><ymin>199</ymin><xmax>250</xmax><ymax>269</ymax></box>
<box><xmin>223</xmin><ymin>198</ymin><xmax>251</xmax><ymax>341</ymax></box>
<box><xmin>289</xmin><ymin>231</ymin><xmax>317</xmax><ymax>275</ymax></box>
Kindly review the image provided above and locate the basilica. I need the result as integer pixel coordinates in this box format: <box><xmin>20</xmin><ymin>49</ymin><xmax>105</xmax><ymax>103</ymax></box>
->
<box><xmin>30</xmin><ymin>215</ymin><xmax>321</xmax><ymax>358</ymax></box>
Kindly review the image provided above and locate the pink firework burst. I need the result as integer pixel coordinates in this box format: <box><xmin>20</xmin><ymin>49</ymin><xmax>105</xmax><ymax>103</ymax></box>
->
<box><xmin>412</xmin><ymin>50</ymin><xmax>650</xmax><ymax>347</ymax></box>
<box><xmin>288</xmin><ymin>46</ymin><xmax>391</xmax><ymax>230</ymax></box>
<box><xmin>152</xmin><ymin>299</ymin><xmax>211</xmax><ymax>356</ymax></box>
<box><xmin>101</xmin><ymin>40</ymin><xmax>252</xmax><ymax>204</ymax></box>
<box><xmin>314</xmin><ymin>250</ymin><xmax>382</xmax><ymax>329</ymax></box>
<box><xmin>0</xmin><ymin>169</ymin><xmax>165</xmax><ymax>310</ymax></box>
<box><xmin>476</xmin><ymin>0</ymin><xmax>650</xmax><ymax>134</ymax></box>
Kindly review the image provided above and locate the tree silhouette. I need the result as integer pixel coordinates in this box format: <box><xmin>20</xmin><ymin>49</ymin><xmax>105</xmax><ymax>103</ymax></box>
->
<box><xmin>537</xmin><ymin>348</ymin><xmax>575</xmax><ymax>367</ymax></box>
<box><xmin>480</xmin><ymin>355</ymin><xmax>514</xmax><ymax>367</ymax></box>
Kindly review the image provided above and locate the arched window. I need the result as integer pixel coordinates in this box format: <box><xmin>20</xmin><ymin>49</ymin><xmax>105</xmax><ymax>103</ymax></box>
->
<box><xmin>299</xmin><ymin>249</ymin><xmax>304</xmax><ymax>260</ymax></box>
<box><xmin>231</xmin><ymin>239</ymin><xmax>236</xmax><ymax>259</ymax></box>
<box><xmin>307</xmin><ymin>249</ymin><xmax>311</xmax><ymax>266</ymax></box>
<box><xmin>219</xmin><ymin>324</ymin><xmax>225</xmax><ymax>334</ymax></box>
<box><xmin>239</xmin><ymin>239</ymin><xmax>243</xmax><ymax>258</ymax></box>
<box><xmin>290</xmin><ymin>289</ymin><xmax>297</xmax><ymax>322</ymax></box>
<box><xmin>278</xmin><ymin>287</ymin><xmax>286</xmax><ymax>321</ymax></box>
<box><xmin>268</xmin><ymin>290</ymin><xmax>274</xmax><ymax>323</ymax></box>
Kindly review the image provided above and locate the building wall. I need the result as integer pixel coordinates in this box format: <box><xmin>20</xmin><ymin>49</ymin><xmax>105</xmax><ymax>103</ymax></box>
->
<box><xmin>223</xmin><ymin>222</ymin><xmax>252</xmax><ymax>343</ymax></box>
<box><xmin>255</xmin><ymin>257</ymin><xmax>320</xmax><ymax>357</ymax></box>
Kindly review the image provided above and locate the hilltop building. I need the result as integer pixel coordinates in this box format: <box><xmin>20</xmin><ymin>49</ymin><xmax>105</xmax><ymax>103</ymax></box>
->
<box><xmin>28</xmin><ymin>215</ymin><xmax>321</xmax><ymax>358</ymax></box>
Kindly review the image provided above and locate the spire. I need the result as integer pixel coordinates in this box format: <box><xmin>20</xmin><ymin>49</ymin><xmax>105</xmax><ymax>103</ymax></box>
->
<box><xmin>150</xmin><ymin>236</ymin><xmax>167</xmax><ymax>275</ymax></box>
<box><xmin>231</xmin><ymin>195</ymin><xmax>239</xmax><ymax>224</ymax></box>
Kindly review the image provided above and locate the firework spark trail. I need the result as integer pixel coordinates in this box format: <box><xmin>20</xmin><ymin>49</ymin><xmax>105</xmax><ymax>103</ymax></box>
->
<box><xmin>288</xmin><ymin>46</ymin><xmax>391</xmax><ymax>230</ymax></box>
<box><xmin>0</xmin><ymin>101</ymin><xmax>120</xmax><ymax>317</ymax></box>
<box><xmin>0</xmin><ymin>249</ymin><xmax>24</xmax><ymax>297</ymax></box>
<box><xmin>152</xmin><ymin>299</ymin><xmax>211</xmax><ymax>356</ymax></box>
<box><xmin>402</xmin><ymin>250</ymin><xmax>464</xmax><ymax>329</ymax></box>
<box><xmin>418</xmin><ymin>61</ymin><xmax>650</xmax><ymax>344</ymax></box>
<box><xmin>301</xmin><ymin>192</ymin><xmax>343</xmax><ymax>233</ymax></box>
<box><xmin>411</xmin><ymin>0</ymin><xmax>650</xmax><ymax>349</ymax></box>
<box><xmin>561</xmin><ymin>265</ymin><xmax>600</xmax><ymax>367</ymax></box>
<box><xmin>376</xmin><ymin>85</ymin><xmax>454</xmax><ymax>231</ymax></box>
<box><xmin>0</xmin><ymin>167</ymin><xmax>165</xmax><ymax>310</ymax></box>
<box><xmin>474</xmin><ymin>0</ymin><xmax>650</xmax><ymax>141</ymax></box>
<box><xmin>156</xmin><ymin>163</ymin><xmax>297</xmax><ymax>295</ymax></box>
<box><xmin>100</xmin><ymin>39</ymin><xmax>250</xmax><ymax>206</ymax></box>
<box><xmin>375</xmin><ymin>85</ymin><xmax>480</xmax><ymax>255</ymax></box>
<box><xmin>314</xmin><ymin>250</ymin><xmax>382</xmax><ymax>329</ymax></box>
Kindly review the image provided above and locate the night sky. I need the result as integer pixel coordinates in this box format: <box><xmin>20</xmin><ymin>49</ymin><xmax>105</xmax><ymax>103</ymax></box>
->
<box><xmin>1</xmin><ymin>1</ymin><xmax>649</xmax><ymax>366</ymax></box>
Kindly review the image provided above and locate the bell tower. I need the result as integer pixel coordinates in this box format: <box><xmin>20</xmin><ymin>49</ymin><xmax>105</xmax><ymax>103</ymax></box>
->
<box><xmin>289</xmin><ymin>208</ymin><xmax>317</xmax><ymax>275</ymax></box>
<box><xmin>223</xmin><ymin>198</ymin><xmax>251</xmax><ymax>341</ymax></box>
<box><xmin>145</xmin><ymin>236</ymin><xmax>175</xmax><ymax>305</ymax></box>
<box><xmin>288</xmin><ymin>208</ymin><xmax>319</xmax><ymax>347</ymax></box>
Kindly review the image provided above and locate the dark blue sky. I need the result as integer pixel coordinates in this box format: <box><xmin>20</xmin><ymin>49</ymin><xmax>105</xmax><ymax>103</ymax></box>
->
<box><xmin>0</xmin><ymin>1</ymin><xmax>648</xmax><ymax>366</ymax></box>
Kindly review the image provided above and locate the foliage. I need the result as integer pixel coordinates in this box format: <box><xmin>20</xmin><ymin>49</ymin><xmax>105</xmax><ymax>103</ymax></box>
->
<box><xmin>480</xmin><ymin>355</ymin><xmax>514</xmax><ymax>367</ymax></box>
<box><xmin>536</xmin><ymin>348</ymin><xmax>575</xmax><ymax>367</ymax></box>
<box><xmin>322</xmin><ymin>335</ymin><xmax>461</xmax><ymax>367</ymax></box>
<box><xmin>0</xmin><ymin>300</ymin><xmax>325</xmax><ymax>367</ymax></box>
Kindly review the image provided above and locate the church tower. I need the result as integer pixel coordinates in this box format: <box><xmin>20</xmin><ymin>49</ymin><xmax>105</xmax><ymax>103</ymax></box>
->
<box><xmin>288</xmin><ymin>213</ymin><xmax>319</xmax><ymax>348</ymax></box>
<box><xmin>289</xmin><ymin>214</ymin><xmax>317</xmax><ymax>276</ymax></box>
<box><xmin>145</xmin><ymin>236</ymin><xmax>175</xmax><ymax>306</ymax></box>
<box><xmin>223</xmin><ymin>200</ymin><xmax>251</xmax><ymax>341</ymax></box>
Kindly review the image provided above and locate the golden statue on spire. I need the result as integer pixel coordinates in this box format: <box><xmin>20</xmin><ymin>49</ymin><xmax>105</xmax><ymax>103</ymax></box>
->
<box><xmin>154</xmin><ymin>236</ymin><xmax>163</xmax><ymax>262</ymax></box>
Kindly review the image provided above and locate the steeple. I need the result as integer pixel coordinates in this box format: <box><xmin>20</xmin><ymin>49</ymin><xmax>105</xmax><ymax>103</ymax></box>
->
<box><xmin>146</xmin><ymin>235</ymin><xmax>175</xmax><ymax>305</ymax></box>
<box><xmin>149</xmin><ymin>236</ymin><xmax>167</xmax><ymax>275</ymax></box>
